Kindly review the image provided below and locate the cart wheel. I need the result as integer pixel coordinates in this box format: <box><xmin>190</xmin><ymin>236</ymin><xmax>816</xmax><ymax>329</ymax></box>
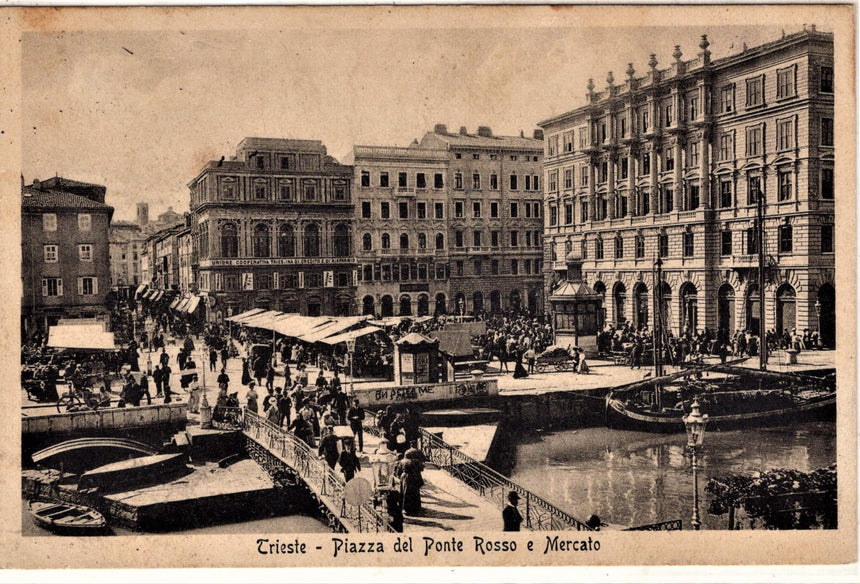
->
<box><xmin>57</xmin><ymin>394</ymin><xmax>82</xmax><ymax>413</ymax></box>
<box><xmin>555</xmin><ymin>363</ymin><xmax>568</xmax><ymax>372</ymax></box>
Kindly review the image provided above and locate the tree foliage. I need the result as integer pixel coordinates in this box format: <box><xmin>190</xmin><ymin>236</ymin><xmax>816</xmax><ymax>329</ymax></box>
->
<box><xmin>705</xmin><ymin>464</ymin><xmax>837</xmax><ymax>529</ymax></box>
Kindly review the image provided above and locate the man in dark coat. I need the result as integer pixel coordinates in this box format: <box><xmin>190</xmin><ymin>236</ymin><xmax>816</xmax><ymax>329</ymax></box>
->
<box><xmin>502</xmin><ymin>491</ymin><xmax>523</xmax><ymax>531</ymax></box>
<box><xmin>318</xmin><ymin>428</ymin><xmax>340</xmax><ymax>469</ymax></box>
<box><xmin>347</xmin><ymin>398</ymin><xmax>366</xmax><ymax>452</ymax></box>
<box><xmin>209</xmin><ymin>348</ymin><xmax>218</xmax><ymax>372</ymax></box>
<box><xmin>338</xmin><ymin>439</ymin><xmax>361</xmax><ymax>483</ymax></box>
<box><xmin>152</xmin><ymin>364</ymin><xmax>164</xmax><ymax>397</ymax></box>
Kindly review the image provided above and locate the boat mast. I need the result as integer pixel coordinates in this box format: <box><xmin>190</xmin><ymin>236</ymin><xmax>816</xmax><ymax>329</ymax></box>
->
<box><xmin>757</xmin><ymin>180</ymin><xmax>768</xmax><ymax>371</ymax></box>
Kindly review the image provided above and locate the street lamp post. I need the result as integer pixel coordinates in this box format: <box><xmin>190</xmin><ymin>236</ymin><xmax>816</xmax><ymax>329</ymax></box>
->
<box><xmin>683</xmin><ymin>399</ymin><xmax>708</xmax><ymax>531</ymax></box>
<box><xmin>346</xmin><ymin>338</ymin><xmax>356</xmax><ymax>398</ymax></box>
<box><xmin>814</xmin><ymin>300</ymin><xmax>822</xmax><ymax>347</ymax></box>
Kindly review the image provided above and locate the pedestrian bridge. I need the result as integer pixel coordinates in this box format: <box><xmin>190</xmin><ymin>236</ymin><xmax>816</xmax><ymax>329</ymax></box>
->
<box><xmin>242</xmin><ymin>411</ymin><xmax>595</xmax><ymax>533</ymax></box>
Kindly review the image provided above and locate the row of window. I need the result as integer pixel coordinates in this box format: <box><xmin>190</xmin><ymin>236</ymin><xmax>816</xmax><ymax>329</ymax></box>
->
<box><xmin>453</xmin><ymin>152</ymin><xmax>539</xmax><ymax>162</ymax></box>
<box><xmin>356</xmin><ymin>258</ymin><xmax>544</xmax><ymax>282</ymax></box>
<box><xmin>560</xmin><ymin>223</ymin><xmax>833</xmax><ymax>262</ymax></box>
<box><xmin>43</xmin><ymin>244</ymin><xmax>94</xmax><ymax>263</ymax></box>
<box><xmin>358</xmin><ymin>200</ymin><xmax>542</xmax><ymax>220</ymax></box>
<box><xmin>41</xmin><ymin>276</ymin><xmax>99</xmax><ymax>297</ymax></box>
<box><xmin>41</xmin><ymin>213</ymin><xmax>92</xmax><ymax>232</ymax></box>
<box><xmin>546</xmin><ymin>65</ymin><xmax>832</xmax><ymax>157</ymax></box>
<box><xmin>208</xmin><ymin>271</ymin><xmax>351</xmax><ymax>291</ymax></box>
<box><xmin>206</xmin><ymin>223</ymin><xmax>351</xmax><ymax>259</ymax></box>
<box><xmin>359</xmin><ymin>229</ymin><xmax>543</xmax><ymax>251</ymax></box>
<box><xmin>217</xmin><ymin>176</ymin><xmax>349</xmax><ymax>203</ymax></box>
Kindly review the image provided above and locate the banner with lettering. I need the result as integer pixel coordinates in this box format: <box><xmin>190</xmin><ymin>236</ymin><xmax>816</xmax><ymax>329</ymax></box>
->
<box><xmin>298</xmin><ymin>271</ymin><xmax>305</xmax><ymax>289</ymax></box>
<box><xmin>351</xmin><ymin>379</ymin><xmax>498</xmax><ymax>408</ymax></box>
<box><xmin>242</xmin><ymin>273</ymin><xmax>254</xmax><ymax>291</ymax></box>
<box><xmin>324</xmin><ymin>270</ymin><xmax>334</xmax><ymax>287</ymax></box>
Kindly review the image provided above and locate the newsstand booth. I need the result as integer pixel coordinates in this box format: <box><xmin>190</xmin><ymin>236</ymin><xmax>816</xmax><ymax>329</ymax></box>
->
<box><xmin>393</xmin><ymin>333</ymin><xmax>444</xmax><ymax>385</ymax></box>
<box><xmin>549</xmin><ymin>252</ymin><xmax>604</xmax><ymax>357</ymax></box>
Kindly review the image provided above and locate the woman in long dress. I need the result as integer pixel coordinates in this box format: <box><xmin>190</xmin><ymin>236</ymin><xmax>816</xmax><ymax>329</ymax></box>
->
<box><xmin>401</xmin><ymin>457</ymin><xmax>424</xmax><ymax>515</ymax></box>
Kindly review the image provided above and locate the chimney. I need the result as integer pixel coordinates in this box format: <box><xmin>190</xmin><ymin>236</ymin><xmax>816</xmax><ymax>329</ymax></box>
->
<box><xmin>434</xmin><ymin>123</ymin><xmax>448</xmax><ymax>134</ymax></box>
<box><xmin>533</xmin><ymin>129</ymin><xmax>544</xmax><ymax>141</ymax></box>
<box><xmin>477</xmin><ymin>126</ymin><xmax>493</xmax><ymax>137</ymax></box>
<box><xmin>459</xmin><ymin>126</ymin><xmax>468</xmax><ymax>135</ymax></box>
<box><xmin>32</xmin><ymin>178</ymin><xmax>40</xmax><ymax>189</ymax></box>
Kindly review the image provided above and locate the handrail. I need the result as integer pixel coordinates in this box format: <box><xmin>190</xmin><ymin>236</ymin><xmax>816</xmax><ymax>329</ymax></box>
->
<box><xmin>243</xmin><ymin>410</ymin><xmax>394</xmax><ymax>533</ymax></box>
<box><xmin>364</xmin><ymin>424</ymin><xmax>592</xmax><ymax>531</ymax></box>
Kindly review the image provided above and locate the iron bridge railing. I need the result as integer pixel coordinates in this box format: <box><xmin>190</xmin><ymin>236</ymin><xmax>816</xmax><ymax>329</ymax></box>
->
<box><xmin>244</xmin><ymin>410</ymin><xmax>394</xmax><ymax>533</ymax></box>
<box><xmin>364</xmin><ymin>424</ymin><xmax>592</xmax><ymax>531</ymax></box>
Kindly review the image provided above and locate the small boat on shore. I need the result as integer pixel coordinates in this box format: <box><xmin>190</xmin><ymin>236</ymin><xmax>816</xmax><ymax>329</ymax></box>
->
<box><xmin>28</xmin><ymin>500</ymin><xmax>106</xmax><ymax>534</ymax></box>
<box><xmin>78</xmin><ymin>452</ymin><xmax>188</xmax><ymax>493</ymax></box>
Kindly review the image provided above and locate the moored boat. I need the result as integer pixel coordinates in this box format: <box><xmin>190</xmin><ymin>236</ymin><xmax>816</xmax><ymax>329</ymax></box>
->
<box><xmin>605</xmin><ymin>366</ymin><xmax>836</xmax><ymax>433</ymax></box>
<box><xmin>28</xmin><ymin>500</ymin><xmax>107</xmax><ymax>534</ymax></box>
<box><xmin>78</xmin><ymin>452</ymin><xmax>188</xmax><ymax>493</ymax></box>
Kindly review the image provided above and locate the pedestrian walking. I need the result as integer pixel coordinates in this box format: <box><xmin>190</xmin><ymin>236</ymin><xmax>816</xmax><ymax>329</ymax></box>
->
<box><xmin>246</xmin><ymin>381</ymin><xmax>259</xmax><ymax>414</ymax></box>
<box><xmin>347</xmin><ymin>398</ymin><xmax>365</xmax><ymax>452</ymax></box>
<box><xmin>266</xmin><ymin>364</ymin><xmax>275</xmax><ymax>392</ymax></box>
<box><xmin>339</xmin><ymin>439</ymin><xmax>361</xmax><ymax>483</ymax></box>
<box><xmin>209</xmin><ymin>348</ymin><xmax>218</xmax><ymax>372</ymax></box>
<box><xmin>241</xmin><ymin>358</ymin><xmax>252</xmax><ymax>386</ymax></box>
<box><xmin>152</xmin><ymin>364</ymin><xmax>164</xmax><ymax>397</ymax></box>
<box><xmin>318</xmin><ymin>427</ymin><xmax>340</xmax><ymax>469</ymax></box>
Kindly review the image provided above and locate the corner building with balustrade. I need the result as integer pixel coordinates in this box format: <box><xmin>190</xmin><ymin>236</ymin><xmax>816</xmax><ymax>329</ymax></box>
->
<box><xmin>539</xmin><ymin>28</ymin><xmax>835</xmax><ymax>345</ymax></box>
<box><xmin>189</xmin><ymin>137</ymin><xmax>356</xmax><ymax>321</ymax></box>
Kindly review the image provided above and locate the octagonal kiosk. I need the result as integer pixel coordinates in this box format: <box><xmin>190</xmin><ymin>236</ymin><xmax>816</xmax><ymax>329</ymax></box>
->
<box><xmin>549</xmin><ymin>252</ymin><xmax>604</xmax><ymax>357</ymax></box>
<box><xmin>394</xmin><ymin>332</ymin><xmax>443</xmax><ymax>385</ymax></box>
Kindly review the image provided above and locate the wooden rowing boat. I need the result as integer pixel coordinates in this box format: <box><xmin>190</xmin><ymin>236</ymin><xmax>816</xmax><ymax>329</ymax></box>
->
<box><xmin>28</xmin><ymin>500</ymin><xmax>106</xmax><ymax>534</ymax></box>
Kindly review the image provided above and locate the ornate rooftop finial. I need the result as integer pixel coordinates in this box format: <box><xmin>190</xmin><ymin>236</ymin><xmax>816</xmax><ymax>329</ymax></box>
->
<box><xmin>673</xmin><ymin>45</ymin><xmax>683</xmax><ymax>62</ymax></box>
<box><xmin>698</xmin><ymin>34</ymin><xmax>711</xmax><ymax>65</ymax></box>
<box><xmin>626</xmin><ymin>62</ymin><xmax>635</xmax><ymax>79</ymax></box>
<box><xmin>606</xmin><ymin>71</ymin><xmax>615</xmax><ymax>87</ymax></box>
<box><xmin>587</xmin><ymin>78</ymin><xmax>595</xmax><ymax>93</ymax></box>
<box><xmin>648</xmin><ymin>53</ymin><xmax>658</xmax><ymax>70</ymax></box>
<box><xmin>698</xmin><ymin>34</ymin><xmax>710</xmax><ymax>52</ymax></box>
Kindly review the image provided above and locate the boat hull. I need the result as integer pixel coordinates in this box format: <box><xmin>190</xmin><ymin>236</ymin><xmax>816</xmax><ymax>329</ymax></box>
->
<box><xmin>605</xmin><ymin>394</ymin><xmax>836</xmax><ymax>433</ymax></box>
<box><xmin>28</xmin><ymin>500</ymin><xmax>107</xmax><ymax>534</ymax></box>
<box><xmin>78</xmin><ymin>453</ymin><xmax>188</xmax><ymax>493</ymax></box>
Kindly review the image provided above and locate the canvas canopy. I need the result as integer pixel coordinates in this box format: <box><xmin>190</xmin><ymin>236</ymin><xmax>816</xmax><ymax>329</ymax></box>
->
<box><xmin>48</xmin><ymin>323</ymin><xmax>117</xmax><ymax>351</ymax></box>
<box><xmin>319</xmin><ymin>325</ymin><xmax>383</xmax><ymax>346</ymax></box>
<box><xmin>300</xmin><ymin>315</ymin><xmax>372</xmax><ymax>343</ymax></box>
<box><xmin>225</xmin><ymin>308</ymin><xmax>265</xmax><ymax>323</ymax></box>
<box><xmin>186</xmin><ymin>296</ymin><xmax>202</xmax><ymax>314</ymax></box>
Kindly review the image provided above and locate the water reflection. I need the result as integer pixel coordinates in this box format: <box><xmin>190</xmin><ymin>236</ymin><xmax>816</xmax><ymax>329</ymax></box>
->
<box><xmin>510</xmin><ymin>422</ymin><xmax>835</xmax><ymax>530</ymax></box>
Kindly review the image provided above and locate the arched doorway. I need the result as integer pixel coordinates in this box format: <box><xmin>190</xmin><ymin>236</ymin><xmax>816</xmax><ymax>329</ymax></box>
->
<box><xmin>593</xmin><ymin>281</ymin><xmax>606</xmax><ymax>326</ymax></box>
<box><xmin>633</xmin><ymin>282</ymin><xmax>649</xmax><ymax>330</ymax></box>
<box><xmin>380</xmin><ymin>295</ymin><xmax>394</xmax><ymax>317</ymax></box>
<box><xmin>679</xmin><ymin>282</ymin><xmax>698</xmax><ymax>335</ymax></box>
<box><xmin>490</xmin><ymin>291</ymin><xmax>501</xmax><ymax>313</ymax></box>
<box><xmin>362</xmin><ymin>295</ymin><xmax>375</xmax><ymax>316</ymax></box>
<box><xmin>527</xmin><ymin>289</ymin><xmax>538</xmax><ymax>315</ymax></box>
<box><xmin>399</xmin><ymin>295</ymin><xmax>412</xmax><ymax>316</ymax></box>
<box><xmin>718</xmin><ymin>283</ymin><xmax>736</xmax><ymax>340</ymax></box>
<box><xmin>817</xmin><ymin>284</ymin><xmax>835</xmax><ymax>347</ymax></box>
<box><xmin>775</xmin><ymin>284</ymin><xmax>796</xmax><ymax>336</ymax></box>
<box><xmin>435</xmin><ymin>293</ymin><xmax>447</xmax><ymax>316</ymax></box>
<box><xmin>454</xmin><ymin>293</ymin><xmax>466</xmax><ymax>315</ymax></box>
<box><xmin>509</xmin><ymin>290</ymin><xmax>521</xmax><ymax>313</ymax></box>
<box><xmin>417</xmin><ymin>294</ymin><xmax>430</xmax><ymax>316</ymax></box>
<box><xmin>473</xmin><ymin>291</ymin><xmax>484</xmax><ymax>313</ymax></box>
<box><xmin>613</xmin><ymin>282</ymin><xmax>627</xmax><ymax>326</ymax></box>
<box><xmin>745</xmin><ymin>284</ymin><xmax>760</xmax><ymax>334</ymax></box>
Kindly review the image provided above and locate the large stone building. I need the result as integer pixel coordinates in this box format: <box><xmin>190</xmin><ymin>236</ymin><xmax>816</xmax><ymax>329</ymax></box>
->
<box><xmin>188</xmin><ymin>137</ymin><xmax>356</xmax><ymax>322</ymax></box>
<box><xmin>21</xmin><ymin>177</ymin><xmax>114</xmax><ymax>332</ymax></box>
<box><xmin>539</xmin><ymin>27</ymin><xmax>835</xmax><ymax>345</ymax></box>
<box><xmin>353</xmin><ymin>125</ymin><xmax>545</xmax><ymax>318</ymax></box>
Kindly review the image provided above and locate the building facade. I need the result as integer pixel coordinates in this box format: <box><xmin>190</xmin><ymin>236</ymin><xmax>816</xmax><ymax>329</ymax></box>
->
<box><xmin>353</xmin><ymin>125</ymin><xmax>546</xmax><ymax>318</ymax></box>
<box><xmin>353</xmin><ymin>144</ymin><xmax>451</xmax><ymax>317</ymax></box>
<box><xmin>21</xmin><ymin>177</ymin><xmax>114</xmax><ymax>332</ymax></box>
<box><xmin>109</xmin><ymin>222</ymin><xmax>145</xmax><ymax>287</ymax></box>
<box><xmin>419</xmin><ymin>126</ymin><xmax>546</xmax><ymax>316</ymax></box>
<box><xmin>189</xmin><ymin>137</ymin><xmax>356</xmax><ymax>322</ymax></box>
<box><xmin>539</xmin><ymin>28</ymin><xmax>835</xmax><ymax>345</ymax></box>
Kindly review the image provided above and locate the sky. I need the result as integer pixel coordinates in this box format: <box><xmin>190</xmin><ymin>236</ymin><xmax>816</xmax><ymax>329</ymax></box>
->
<box><xmin>21</xmin><ymin>16</ymin><xmax>799</xmax><ymax>222</ymax></box>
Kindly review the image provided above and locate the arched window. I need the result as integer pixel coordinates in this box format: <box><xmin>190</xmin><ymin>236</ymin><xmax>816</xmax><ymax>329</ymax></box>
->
<box><xmin>278</xmin><ymin>224</ymin><xmax>295</xmax><ymax>257</ymax></box>
<box><xmin>380</xmin><ymin>295</ymin><xmax>394</xmax><ymax>317</ymax></box>
<box><xmin>434</xmin><ymin>293</ymin><xmax>447</xmax><ymax>316</ymax></box>
<box><xmin>362</xmin><ymin>295</ymin><xmax>375</xmax><ymax>316</ymax></box>
<box><xmin>400</xmin><ymin>233</ymin><xmax>409</xmax><ymax>250</ymax></box>
<box><xmin>399</xmin><ymin>295</ymin><xmax>412</xmax><ymax>316</ymax></box>
<box><xmin>473</xmin><ymin>291</ymin><xmax>484</xmax><ymax>313</ymax></box>
<box><xmin>435</xmin><ymin>233</ymin><xmax>444</xmax><ymax>250</ymax></box>
<box><xmin>417</xmin><ymin>294</ymin><xmax>430</xmax><ymax>316</ymax></box>
<box><xmin>418</xmin><ymin>233</ymin><xmax>427</xmax><ymax>249</ymax></box>
<box><xmin>252</xmin><ymin>224</ymin><xmax>270</xmax><ymax>258</ymax></box>
<box><xmin>362</xmin><ymin>233</ymin><xmax>372</xmax><ymax>251</ymax></box>
<box><xmin>304</xmin><ymin>224</ymin><xmax>321</xmax><ymax>257</ymax></box>
<box><xmin>333</xmin><ymin>223</ymin><xmax>350</xmax><ymax>257</ymax></box>
<box><xmin>776</xmin><ymin>284</ymin><xmax>796</xmax><ymax>336</ymax></box>
<box><xmin>613</xmin><ymin>281</ymin><xmax>627</xmax><ymax>326</ymax></box>
<box><xmin>220</xmin><ymin>223</ymin><xmax>238</xmax><ymax>258</ymax></box>
<box><xmin>381</xmin><ymin>233</ymin><xmax>391</xmax><ymax>250</ymax></box>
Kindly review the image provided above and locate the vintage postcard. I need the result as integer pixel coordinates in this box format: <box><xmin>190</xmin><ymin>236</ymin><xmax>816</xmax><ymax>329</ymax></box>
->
<box><xmin>0</xmin><ymin>3</ymin><xmax>855</xmax><ymax>575</ymax></box>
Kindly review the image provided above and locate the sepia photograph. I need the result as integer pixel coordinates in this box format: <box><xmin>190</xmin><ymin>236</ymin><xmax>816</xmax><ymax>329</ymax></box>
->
<box><xmin>2</xmin><ymin>3</ymin><xmax>856</xmax><ymax>574</ymax></box>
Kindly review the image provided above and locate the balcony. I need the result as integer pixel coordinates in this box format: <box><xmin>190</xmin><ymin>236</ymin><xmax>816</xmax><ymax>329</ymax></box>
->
<box><xmin>468</xmin><ymin>246</ymin><xmax>491</xmax><ymax>254</ymax></box>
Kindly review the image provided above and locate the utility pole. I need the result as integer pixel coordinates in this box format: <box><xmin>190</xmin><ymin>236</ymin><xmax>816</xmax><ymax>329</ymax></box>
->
<box><xmin>757</xmin><ymin>182</ymin><xmax>768</xmax><ymax>371</ymax></box>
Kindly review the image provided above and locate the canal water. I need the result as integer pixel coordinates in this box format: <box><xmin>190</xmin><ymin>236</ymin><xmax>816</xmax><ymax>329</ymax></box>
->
<box><xmin>508</xmin><ymin>421</ymin><xmax>836</xmax><ymax>530</ymax></box>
